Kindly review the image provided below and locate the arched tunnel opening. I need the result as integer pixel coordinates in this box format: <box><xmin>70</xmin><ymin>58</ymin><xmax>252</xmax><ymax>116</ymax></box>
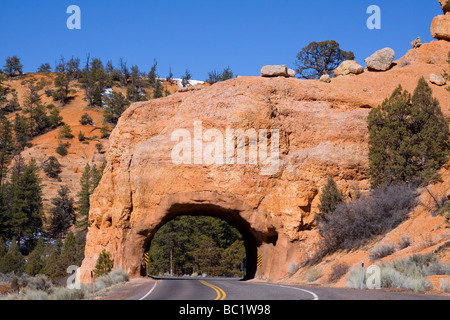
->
<box><xmin>140</xmin><ymin>203</ymin><xmax>278</xmax><ymax>280</ymax></box>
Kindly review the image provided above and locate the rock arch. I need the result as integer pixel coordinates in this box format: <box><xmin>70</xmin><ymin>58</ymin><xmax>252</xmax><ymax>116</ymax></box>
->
<box><xmin>79</xmin><ymin>76</ymin><xmax>374</xmax><ymax>283</ymax></box>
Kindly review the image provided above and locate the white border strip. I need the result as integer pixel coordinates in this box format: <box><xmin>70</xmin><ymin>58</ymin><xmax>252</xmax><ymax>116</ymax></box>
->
<box><xmin>260</xmin><ymin>283</ymin><xmax>319</xmax><ymax>300</ymax></box>
<box><xmin>139</xmin><ymin>281</ymin><xmax>158</xmax><ymax>300</ymax></box>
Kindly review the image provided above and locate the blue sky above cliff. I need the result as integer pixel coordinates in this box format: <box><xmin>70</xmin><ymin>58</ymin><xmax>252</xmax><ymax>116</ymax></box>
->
<box><xmin>0</xmin><ymin>0</ymin><xmax>442</xmax><ymax>80</ymax></box>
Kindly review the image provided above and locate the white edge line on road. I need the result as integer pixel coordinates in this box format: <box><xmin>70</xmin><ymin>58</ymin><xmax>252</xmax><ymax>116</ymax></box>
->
<box><xmin>139</xmin><ymin>280</ymin><xmax>158</xmax><ymax>300</ymax></box>
<box><xmin>260</xmin><ymin>283</ymin><xmax>319</xmax><ymax>300</ymax></box>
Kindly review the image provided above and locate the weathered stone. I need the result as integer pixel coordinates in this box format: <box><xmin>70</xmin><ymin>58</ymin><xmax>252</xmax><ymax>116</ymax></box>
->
<box><xmin>430</xmin><ymin>73</ymin><xmax>447</xmax><ymax>86</ymax></box>
<box><xmin>319</xmin><ymin>74</ymin><xmax>331</xmax><ymax>83</ymax></box>
<box><xmin>334</xmin><ymin>60</ymin><xmax>364</xmax><ymax>76</ymax></box>
<box><xmin>431</xmin><ymin>14</ymin><xmax>450</xmax><ymax>40</ymax></box>
<box><xmin>287</xmin><ymin>68</ymin><xmax>296</xmax><ymax>78</ymax></box>
<box><xmin>439</xmin><ymin>0</ymin><xmax>450</xmax><ymax>13</ymax></box>
<box><xmin>261</xmin><ymin>65</ymin><xmax>288</xmax><ymax>77</ymax></box>
<box><xmin>365</xmin><ymin>48</ymin><xmax>395</xmax><ymax>71</ymax></box>
<box><xmin>411</xmin><ymin>37</ymin><xmax>422</xmax><ymax>49</ymax></box>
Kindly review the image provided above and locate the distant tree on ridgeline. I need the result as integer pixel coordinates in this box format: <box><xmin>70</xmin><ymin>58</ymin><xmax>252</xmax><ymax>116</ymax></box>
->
<box><xmin>294</xmin><ymin>40</ymin><xmax>354</xmax><ymax>79</ymax></box>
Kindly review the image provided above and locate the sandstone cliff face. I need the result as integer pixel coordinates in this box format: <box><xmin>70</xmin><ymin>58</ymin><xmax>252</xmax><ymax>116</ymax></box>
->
<box><xmin>80</xmin><ymin>40</ymin><xmax>450</xmax><ymax>282</ymax></box>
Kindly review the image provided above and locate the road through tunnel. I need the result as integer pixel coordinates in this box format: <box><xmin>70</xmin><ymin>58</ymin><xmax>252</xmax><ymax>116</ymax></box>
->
<box><xmin>140</xmin><ymin>202</ymin><xmax>278</xmax><ymax>280</ymax></box>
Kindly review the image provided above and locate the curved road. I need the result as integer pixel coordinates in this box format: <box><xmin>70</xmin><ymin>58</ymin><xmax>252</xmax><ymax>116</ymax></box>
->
<box><xmin>104</xmin><ymin>277</ymin><xmax>450</xmax><ymax>301</ymax></box>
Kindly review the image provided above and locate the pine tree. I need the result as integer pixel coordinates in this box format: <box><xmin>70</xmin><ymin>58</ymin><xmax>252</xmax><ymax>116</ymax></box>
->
<box><xmin>10</xmin><ymin>158</ymin><xmax>43</xmax><ymax>245</ymax></box>
<box><xmin>0</xmin><ymin>117</ymin><xmax>14</xmax><ymax>184</ymax></box>
<box><xmin>103</xmin><ymin>91</ymin><xmax>129</xmax><ymax>125</ymax></box>
<box><xmin>3</xmin><ymin>56</ymin><xmax>23</xmax><ymax>78</ymax></box>
<box><xmin>76</xmin><ymin>164</ymin><xmax>91</xmax><ymax>232</ymax></box>
<box><xmin>59</xmin><ymin>231</ymin><xmax>79</xmax><ymax>268</ymax></box>
<box><xmin>48</xmin><ymin>185</ymin><xmax>75</xmax><ymax>239</ymax></box>
<box><xmin>316</xmin><ymin>176</ymin><xmax>344</xmax><ymax>223</ymax></box>
<box><xmin>368</xmin><ymin>78</ymin><xmax>449</xmax><ymax>187</ymax></box>
<box><xmin>13</xmin><ymin>114</ymin><xmax>30</xmax><ymax>151</ymax></box>
<box><xmin>0</xmin><ymin>238</ymin><xmax>25</xmax><ymax>274</ymax></box>
<box><xmin>24</xmin><ymin>237</ymin><xmax>46</xmax><ymax>276</ymax></box>
<box><xmin>43</xmin><ymin>239</ymin><xmax>65</xmax><ymax>280</ymax></box>
<box><xmin>94</xmin><ymin>249</ymin><xmax>114</xmax><ymax>277</ymax></box>
<box><xmin>153</xmin><ymin>79</ymin><xmax>163</xmax><ymax>99</ymax></box>
<box><xmin>47</xmin><ymin>105</ymin><xmax>63</xmax><ymax>128</ymax></box>
<box><xmin>181</xmin><ymin>69</ymin><xmax>191</xmax><ymax>87</ymax></box>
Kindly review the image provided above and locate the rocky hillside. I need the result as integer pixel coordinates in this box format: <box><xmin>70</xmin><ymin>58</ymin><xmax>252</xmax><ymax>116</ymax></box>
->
<box><xmin>0</xmin><ymin>73</ymin><xmax>179</xmax><ymax>215</ymax></box>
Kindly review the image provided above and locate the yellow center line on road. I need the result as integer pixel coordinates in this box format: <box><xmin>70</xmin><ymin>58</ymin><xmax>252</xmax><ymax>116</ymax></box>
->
<box><xmin>198</xmin><ymin>280</ymin><xmax>227</xmax><ymax>300</ymax></box>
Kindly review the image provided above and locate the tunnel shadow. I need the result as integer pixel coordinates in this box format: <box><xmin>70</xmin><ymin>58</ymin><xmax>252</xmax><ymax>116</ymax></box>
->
<box><xmin>140</xmin><ymin>203</ymin><xmax>277</xmax><ymax>280</ymax></box>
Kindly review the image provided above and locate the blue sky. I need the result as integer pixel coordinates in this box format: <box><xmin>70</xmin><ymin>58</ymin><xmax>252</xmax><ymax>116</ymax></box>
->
<box><xmin>0</xmin><ymin>0</ymin><xmax>442</xmax><ymax>80</ymax></box>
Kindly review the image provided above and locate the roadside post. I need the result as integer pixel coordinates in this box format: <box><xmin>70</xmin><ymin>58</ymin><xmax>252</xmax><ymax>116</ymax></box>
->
<box><xmin>360</xmin><ymin>261</ymin><xmax>364</xmax><ymax>290</ymax></box>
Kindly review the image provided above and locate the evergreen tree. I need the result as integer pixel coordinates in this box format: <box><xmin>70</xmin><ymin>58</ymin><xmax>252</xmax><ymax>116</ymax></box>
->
<box><xmin>37</xmin><ymin>63</ymin><xmax>52</xmax><ymax>73</ymax></box>
<box><xmin>10</xmin><ymin>158</ymin><xmax>43</xmax><ymax>245</ymax></box>
<box><xmin>79</xmin><ymin>112</ymin><xmax>93</xmax><ymax>126</ymax></box>
<box><xmin>368</xmin><ymin>78</ymin><xmax>449</xmax><ymax>187</ymax></box>
<box><xmin>0</xmin><ymin>237</ymin><xmax>6</xmax><ymax>258</ymax></box>
<box><xmin>59</xmin><ymin>124</ymin><xmax>74</xmax><ymax>139</ymax></box>
<box><xmin>43</xmin><ymin>239</ymin><xmax>65</xmax><ymax>280</ymax></box>
<box><xmin>93</xmin><ymin>85</ymin><xmax>103</xmax><ymax>106</ymax></box>
<box><xmin>148</xmin><ymin>60</ymin><xmax>158</xmax><ymax>88</ymax></box>
<box><xmin>153</xmin><ymin>79</ymin><xmax>163</xmax><ymax>99</ymax></box>
<box><xmin>103</xmin><ymin>91</ymin><xmax>129</xmax><ymax>125</ymax></box>
<box><xmin>316</xmin><ymin>176</ymin><xmax>344</xmax><ymax>223</ymax></box>
<box><xmin>181</xmin><ymin>69</ymin><xmax>191</xmax><ymax>87</ymax></box>
<box><xmin>43</xmin><ymin>156</ymin><xmax>62</xmax><ymax>179</ymax></box>
<box><xmin>13</xmin><ymin>114</ymin><xmax>30</xmax><ymax>151</ymax></box>
<box><xmin>53</xmin><ymin>57</ymin><xmax>73</xmax><ymax>105</ymax></box>
<box><xmin>3</xmin><ymin>56</ymin><xmax>23</xmax><ymax>78</ymax></box>
<box><xmin>48</xmin><ymin>186</ymin><xmax>75</xmax><ymax>239</ymax></box>
<box><xmin>24</xmin><ymin>237</ymin><xmax>46</xmax><ymax>276</ymax></box>
<box><xmin>0</xmin><ymin>117</ymin><xmax>14</xmax><ymax>184</ymax></box>
<box><xmin>193</xmin><ymin>237</ymin><xmax>222</xmax><ymax>276</ymax></box>
<box><xmin>0</xmin><ymin>239</ymin><xmax>25</xmax><ymax>274</ymax></box>
<box><xmin>294</xmin><ymin>40</ymin><xmax>354</xmax><ymax>79</ymax></box>
<box><xmin>59</xmin><ymin>231</ymin><xmax>80</xmax><ymax>268</ymax></box>
<box><xmin>47</xmin><ymin>105</ymin><xmax>63</xmax><ymax>129</ymax></box>
<box><xmin>76</xmin><ymin>164</ymin><xmax>91</xmax><ymax>232</ymax></box>
<box><xmin>94</xmin><ymin>249</ymin><xmax>114</xmax><ymax>277</ymax></box>
<box><xmin>56</xmin><ymin>140</ymin><xmax>68</xmax><ymax>156</ymax></box>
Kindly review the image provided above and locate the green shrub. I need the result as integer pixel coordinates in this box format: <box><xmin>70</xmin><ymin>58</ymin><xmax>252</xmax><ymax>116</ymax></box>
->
<box><xmin>94</xmin><ymin>250</ymin><xmax>114</xmax><ymax>277</ymax></box>
<box><xmin>59</xmin><ymin>124</ymin><xmax>73</xmax><ymax>139</ymax></box>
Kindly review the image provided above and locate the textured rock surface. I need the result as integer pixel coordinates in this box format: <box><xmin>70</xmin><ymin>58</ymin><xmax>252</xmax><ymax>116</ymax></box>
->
<box><xmin>79</xmin><ymin>40</ymin><xmax>450</xmax><ymax>283</ymax></box>
<box><xmin>430</xmin><ymin>73</ymin><xmax>447</xmax><ymax>86</ymax></box>
<box><xmin>411</xmin><ymin>37</ymin><xmax>422</xmax><ymax>48</ymax></box>
<box><xmin>261</xmin><ymin>65</ymin><xmax>288</xmax><ymax>77</ymax></box>
<box><xmin>439</xmin><ymin>0</ymin><xmax>450</xmax><ymax>13</ymax></box>
<box><xmin>334</xmin><ymin>60</ymin><xmax>364</xmax><ymax>76</ymax></box>
<box><xmin>319</xmin><ymin>74</ymin><xmax>331</xmax><ymax>83</ymax></box>
<box><xmin>431</xmin><ymin>14</ymin><xmax>450</xmax><ymax>40</ymax></box>
<box><xmin>365</xmin><ymin>47</ymin><xmax>396</xmax><ymax>71</ymax></box>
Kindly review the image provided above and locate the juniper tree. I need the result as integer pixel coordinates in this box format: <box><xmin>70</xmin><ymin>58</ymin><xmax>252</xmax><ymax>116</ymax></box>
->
<box><xmin>368</xmin><ymin>78</ymin><xmax>449</xmax><ymax>187</ymax></box>
<box><xmin>294</xmin><ymin>40</ymin><xmax>354</xmax><ymax>79</ymax></box>
<box><xmin>43</xmin><ymin>156</ymin><xmax>62</xmax><ymax>179</ymax></box>
<box><xmin>37</xmin><ymin>63</ymin><xmax>52</xmax><ymax>73</ymax></box>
